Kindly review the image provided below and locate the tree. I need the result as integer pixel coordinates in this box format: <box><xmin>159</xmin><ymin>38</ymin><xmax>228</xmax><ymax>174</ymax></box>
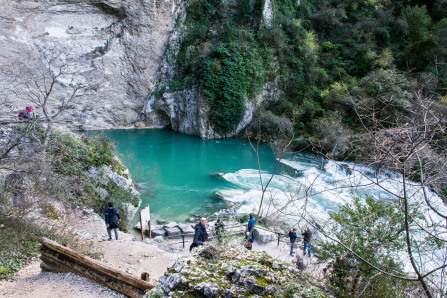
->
<box><xmin>311</xmin><ymin>89</ymin><xmax>447</xmax><ymax>297</ymax></box>
<box><xmin>6</xmin><ymin>45</ymin><xmax>85</xmax><ymax>165</ymax></box>
<box><xmin>254</xmin><ymin>84</ymin><xmax>447</xmax><ymax>296</ymax></box>
<box><xmin>318</xmin><ymin>197</ymin><xmax>415</xmax><ymax>296</ymax></box>
<box><xmin>245</xmin><ymin>123</ymin><xmax>295</xmax><ymax>245</ymax></box>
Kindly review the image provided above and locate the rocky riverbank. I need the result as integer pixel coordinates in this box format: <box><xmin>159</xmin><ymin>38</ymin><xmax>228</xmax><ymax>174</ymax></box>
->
<box><xmin>0</xmin><ymin>206</ymin><xmax>326</xmax><ymax>297</ymax></box>
<box><xmin>154</xmin><ymin>244</ymin><xmax>329</xmax><ymax>297</ymax></box>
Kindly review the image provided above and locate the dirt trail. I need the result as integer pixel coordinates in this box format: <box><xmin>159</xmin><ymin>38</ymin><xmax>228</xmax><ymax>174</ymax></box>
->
<box><xmin>0</xmin><ymin>209</ymin><xmax>320</xmax><ymax>297</ymax></box>
<box><xmin>0</xmin><ymin>209</ymin><xmax>182</xmax><ymax>297</ymax></box>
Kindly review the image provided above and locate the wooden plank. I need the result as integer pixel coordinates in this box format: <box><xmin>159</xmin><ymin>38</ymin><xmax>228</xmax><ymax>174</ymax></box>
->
<box><xmin>39</xmin><ymin>237</ymin><xmax>154</xmax><ymax>292</ymax></box>
<box><xmin>40</xmin><ymin>248</ymin><xmax>146</xmax><ymax>298</ymax></box>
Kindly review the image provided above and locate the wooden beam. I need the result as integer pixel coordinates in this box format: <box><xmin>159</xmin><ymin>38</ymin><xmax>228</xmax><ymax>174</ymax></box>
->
<box><xmin>39</xmin><ymin>237</ymin><xmax>154</xmax><ymax>298</ymax></box>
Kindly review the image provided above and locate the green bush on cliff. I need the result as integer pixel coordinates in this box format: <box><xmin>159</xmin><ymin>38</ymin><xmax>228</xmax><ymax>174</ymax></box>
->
<box><xmin>44</xmin><ymin>130</ymin><xmax>138</xmax><ymax>227</ymax></box>
<box><xmin>171</xmin><ymin>0</ymin><xmax>272</xmax><ymax>134</ymax></box>
<box><xmin>166</xmin><ymin>0</ymin><xmax>447</xmax><ymax>150</ymax></box>
<box><xmin>199</xmin><ymin>44</ymin><xmax>246</xmax><ymax>134</ymax></box>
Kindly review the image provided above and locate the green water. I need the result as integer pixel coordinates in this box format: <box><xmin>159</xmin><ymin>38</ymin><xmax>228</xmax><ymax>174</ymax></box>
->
<box><xmin>89</xmin><ymin>129</ymin><xmax>279</xmax><ymax>222</ymax></box>
<box><xmin>82</xmin><ymin>129</ymin><xmax>407</xmax><ymax>226</ymax></box>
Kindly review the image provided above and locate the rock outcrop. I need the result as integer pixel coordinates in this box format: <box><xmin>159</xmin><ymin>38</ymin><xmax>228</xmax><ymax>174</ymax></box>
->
<box><xmin>153</xmin><ymin>244</ymin><xmax>329</xmax><ymax>297</ymax></box>
<box><xmin>0</xmin><ymin>0</ymin><xmax>182</xmax><ymax>129</ymax></box>
<box><xmin>140</xmin><ymin>2</ymin><xmax>260</xmax><ymax>139</ymax></box>
<box><xmin>0</xmin><ymin>0</ymin><xmax>281</xmax><ymax>138</ymax></box>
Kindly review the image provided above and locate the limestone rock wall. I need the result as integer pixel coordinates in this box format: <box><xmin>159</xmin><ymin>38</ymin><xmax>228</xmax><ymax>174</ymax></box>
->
<box><xmin>140</xmin><ymin>0</ymin><xmax>279</xmax><ymax>139</ymax></box>
<box><xmin>0</xmin><ymin>0</ymin><xmax>182</xmax><ymax>129</ymax></box>
<box><xmin>0</xmin><ymin>0</ymin><xmax>280</xmax><ymax>138</ymax></box>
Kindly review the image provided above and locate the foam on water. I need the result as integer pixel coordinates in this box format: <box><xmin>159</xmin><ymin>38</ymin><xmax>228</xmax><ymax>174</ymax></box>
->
<box><xmin>221</xmin><ymin>158</ymin><xmax>447</xmax><ymax>234</ymax></box>
<box><xmin>221</xmin><ymin>157</ymin><xmax>447</xmax><ymax>276</ymax></box>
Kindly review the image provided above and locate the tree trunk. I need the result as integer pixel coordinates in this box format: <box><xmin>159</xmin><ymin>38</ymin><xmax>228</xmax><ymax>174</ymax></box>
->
<box><xmin>40</xmin><ymin>120</ymin><xmax>52</xmax><ymax>165</ymax></box>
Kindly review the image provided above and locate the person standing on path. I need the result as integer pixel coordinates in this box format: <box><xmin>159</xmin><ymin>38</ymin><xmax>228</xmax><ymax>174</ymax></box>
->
<box><xmin>302</xmin><ymin>226</ymin><xmax>312</xmax><ymax>257</ymax></box>
<box><xmin>288</xmin><ymin>227</ymin><xmax>298</xmax><ymax>256</ymax></box>
<box><xmin>105</xmin><ymin>202</ymin><xmax>121</xmax><ymax>241</ymax></box>
<box><xmin>246</xmin><ymin>214</ymin><xmax>256</xmax><ymax>250</ymax></box>
<box><xmin>190</xmin><ymin>218</ymin><xmax>209</xmax><ymax>252</ymax></box>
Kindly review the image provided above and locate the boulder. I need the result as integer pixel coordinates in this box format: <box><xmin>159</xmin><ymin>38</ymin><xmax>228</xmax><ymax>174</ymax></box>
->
<box><xmin>253</xmin><ymin>228</ymin><xmax>276</xmax><ymax>244</ymax></box>
<box><xmin>204</xmin><ymin>284</ymin><xmax>221</xmax><ymax>297</ymax></box>
<box><xmin>165</xmin><ymin>226</ymin><xmax>181</xmax><ymax>236</ymax></box>
<box><xmin>164</xmin><ymin>222</ymin><xmax>179</xmax><ymax>229</ymax></box>
<box><xmin>239</xmin><ymin>277</ymin><xmax>256</xmax><ymax>291</ymax></box>
<box><xmin>151</xmin><ymin>229</ymin><xmax>167</xmax><ymax>237</ymax></box>
<box><xmin>265</xmin><ymin>286</ymin><xmax>278</xmax><ymax>295</ymax></box>
<box><xmin>193</xmin><ymin>282</ymin><xmax>221</xmax><ymax>297</ymax></box>
<box><xmin>178</xmin><ymin>224</ymin><xmax>194</xmax><ymax>235</ymax></box>
<box><xmin>159</xmin><ymin>273</ymin><xmax>187</xmax><ymax>292</ymax></box>
<box><xmin>173</xmin><ymin>258</ymin><xmax>187</xmax><ymax>273</ymax></box>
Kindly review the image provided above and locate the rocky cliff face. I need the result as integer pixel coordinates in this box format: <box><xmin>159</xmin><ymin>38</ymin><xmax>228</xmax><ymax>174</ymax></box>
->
<box><xmin>0</xmin><ymin>0</ymin><xmax>279</xmax><ymax>137</ymax></box>
<box><xmin>140</xmin><ymin>1</ymin><xmax>277</xmax><ymax>139</ymax></box>
<box><xmin>0</xmin><ymin>0</ymin><xmax>182</xmax><ymax>129</ymax></box>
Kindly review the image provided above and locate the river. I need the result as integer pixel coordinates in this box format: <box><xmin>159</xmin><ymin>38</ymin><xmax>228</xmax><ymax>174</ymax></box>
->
<box><xmin>82</xmin><ymin>129</ymin><xmax>445</xmax><ymax>230</ymax></box>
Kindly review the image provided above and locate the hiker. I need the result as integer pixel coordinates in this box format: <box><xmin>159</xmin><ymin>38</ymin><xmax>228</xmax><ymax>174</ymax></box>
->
<box><xmin>288</xmin><ymin>227</ymin><xmax>298</xmax><ymax>256</ymax></box>
<box><xmin>246</xmin><ymin>214</ymin><xmax>255</xmax><ymax>250</ymax></box>
<box><xmin>26</xmin><ymin>107</ymin><xmax>35</xmax><ymax>119</ymax></box>
<box><xmin>302</xmin><ymin>226</ymin><xmax>312</xmax><ymax>257</ymax></box>
<box><xmin>214</xmin><ymin>218</ymin><xmax>224</xmax><ymax>245</ymax></box>
<box><xmin>18</xmin><ymin>107</ymin><xmax>36</xmax><ymax>120</ymax></box>
<box><xmin>190</xmin><ymin>217</ymin><xmax>208</xmax><ymax>252</ymax></box>
<box><xmin>105</xmin><ymin>202</ymin><xmax>121</xmax><ymax>241</ymax></box>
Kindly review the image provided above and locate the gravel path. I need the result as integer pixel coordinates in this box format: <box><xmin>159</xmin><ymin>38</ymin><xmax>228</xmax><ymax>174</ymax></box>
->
<box><xmin>0</xmin><ymin>209</ymin><xmax>321</xmax><ymax>297</ymax></box>
<box><xmin>0</xmin><ymin>209</ymin><xmax>183</xmax><ymax>297</ymax></box>
<box><xmin>0</xmin><ymin>261</ymin><xmax>124</xmax><ymax>298</ymax></box>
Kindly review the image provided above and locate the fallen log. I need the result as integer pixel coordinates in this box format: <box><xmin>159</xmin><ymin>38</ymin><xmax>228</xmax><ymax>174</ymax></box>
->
<box><xmin>39</xmin><ymin>237</ymin><xmax>154</xmax><ymax>298</ymax></box>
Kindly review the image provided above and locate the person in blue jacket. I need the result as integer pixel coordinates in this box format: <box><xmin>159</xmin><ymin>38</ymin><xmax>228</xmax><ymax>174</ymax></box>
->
<box><xmin>190</xmin><ymin>218</ymin><xmax>208</xmax><ymax>252</ymax></box>
<box><xmin>105</xmin><ymin>202</ymin><xmax>121</xmax><ymax>241</ymax></box>
<box><xmin>246</xmin><ymin>214</ymin><xmax>256</xmax><ymax>250</ymax></box>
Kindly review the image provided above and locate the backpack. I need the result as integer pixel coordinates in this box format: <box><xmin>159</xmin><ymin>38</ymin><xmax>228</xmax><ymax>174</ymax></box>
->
<box><xmin>106</xmin><ymin>208</ymin><xmax>119</xmax><ymax>229</ymax></box>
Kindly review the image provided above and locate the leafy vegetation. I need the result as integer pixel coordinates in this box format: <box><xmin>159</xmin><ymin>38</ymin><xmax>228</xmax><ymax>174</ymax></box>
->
<box><xmin>200</xmin><ymin>44</ymin><xmax>247</xmax><ymax>134</ymax></box>
<box><xmin>158</xmin><ymin>0</ymin><xmax>447</xmax><ymax>150</ymax></box>
<box><xmin>45</xmin><ymin>130</ymin><xmax>138</xmax><ymax>217</ymax></box>
<box><xmin>0</xmin><ymin>125</ymin><xmax>139</xmax><ymax>277</ymax></box>
<box><xmin>317</xmin><ymin>197</ymin><xmax>420</xmax><ymax>296</ymax></box>
<box><xmin>0</xmin><ymin>215</ymin><xmax>100</xmax><ymax>279</ymax></box>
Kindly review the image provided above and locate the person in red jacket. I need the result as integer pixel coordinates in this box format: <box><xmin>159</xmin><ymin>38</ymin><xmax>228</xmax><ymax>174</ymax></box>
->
<box><xmin>289</xmin><ymin>227</ymin><xmax>298</xmax><ymax>256</ymax></box>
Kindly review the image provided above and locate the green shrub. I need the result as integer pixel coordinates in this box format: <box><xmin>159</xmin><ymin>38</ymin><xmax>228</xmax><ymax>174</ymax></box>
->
<box><xmin>38</xmin><ymin>202</ymin><xmax>60</xmax><ymax>220</ymax></box>
<box><xmin>199</xmin><ymin>44</ymin><xmax>247</xmax><ymax>134</ymax></box>
<box><xmin>0</xmin><ymin>215</ymin><xmax>102</xmax><ymax>279</ymax></box>
<box><xmin>0</xmin><ymin>266</ymin><xmax>9</xmax><ymax>276</ymax></box>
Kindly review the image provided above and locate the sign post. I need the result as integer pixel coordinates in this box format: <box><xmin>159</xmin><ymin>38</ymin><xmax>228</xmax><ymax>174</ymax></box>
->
<box><xmin>139</xmin><ymin>205</ymin><xmax>151</xmax><ymax>241</ymax></box>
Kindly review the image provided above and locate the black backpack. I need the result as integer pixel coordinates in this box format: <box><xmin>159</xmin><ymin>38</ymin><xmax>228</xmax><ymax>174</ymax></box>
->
<box><xmin>107</xmin><ymin>208</ymin><xmax>119</xmax><ymax>229</ymax></box>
